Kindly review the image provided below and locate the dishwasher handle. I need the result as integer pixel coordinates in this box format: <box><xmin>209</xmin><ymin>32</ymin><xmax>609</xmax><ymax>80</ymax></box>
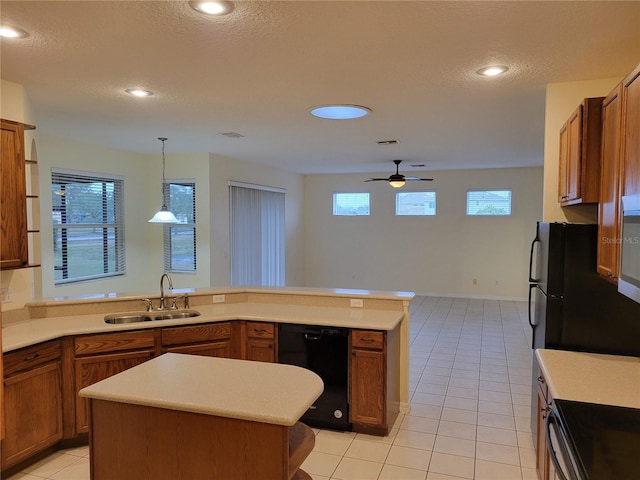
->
<box><xmin>304</xmin><ymin>332</ymin><xmax>321</xmax><ymax>341</ymax></box>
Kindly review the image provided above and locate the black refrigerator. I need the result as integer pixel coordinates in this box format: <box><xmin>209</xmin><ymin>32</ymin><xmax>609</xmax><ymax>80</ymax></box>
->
<box><xmin>528</xmin><ymin>222</ymin><xmax>640</xmax><ymax>356</ymax></box>
<box><xmin>528</xmin><ymin>222</ymin><xmax>640</xmax><ymax>432</ymax></box>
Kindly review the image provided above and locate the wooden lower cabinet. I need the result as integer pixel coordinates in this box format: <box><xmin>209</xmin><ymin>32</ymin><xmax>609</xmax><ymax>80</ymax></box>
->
<box><xmin>162</xmin><ymin>322</ymin><xmax>233</xmax><ymax>358</ymax></box>
<box><xmin>349</xmin><ymin>329</ymin><xmax>397</xmax><ymax>436</ymax></box>
<box><xmin>246</xmin><ymin>321</ymin><xmax>276</xmax><ymax>362</ymax></box>
<box><xmin>74</xmin><ymin>350</ymin><xmax>154</xmax><ymax>434</ymax></box>
<box><xmin>2</xmin><ymin>341</ymin><xmax>63</xmax><ymax>469</ymax></box>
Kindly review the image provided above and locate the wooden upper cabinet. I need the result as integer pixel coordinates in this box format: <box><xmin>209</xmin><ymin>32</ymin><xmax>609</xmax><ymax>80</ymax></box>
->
<box><xmin>598</xmin><ymin>84</ymin><xmax>624</xmax><ymax>283</ymax></box>
<box><xmin>621</xmin><ymin>63</ymin><xmax>640</xmax><ymax>196</ymax></box>
<box><xmin>558</xmin><ymin>97</ymin><xmax>604</xmax><ymax>205</ymax></box>
<box><xmin>0</xmin><ymin>120</ymin><xmax>29</xmax><ymax>269</ymax></box>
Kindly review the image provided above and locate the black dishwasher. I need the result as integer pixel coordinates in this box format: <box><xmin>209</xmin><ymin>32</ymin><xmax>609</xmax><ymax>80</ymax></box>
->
<box><xmin>278</xmin><ymin>323</ymin><xmax>351</xmax><ymax>431</ymax></box>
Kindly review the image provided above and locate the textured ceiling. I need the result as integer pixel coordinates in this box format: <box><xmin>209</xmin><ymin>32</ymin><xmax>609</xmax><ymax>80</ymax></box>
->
<box><xmin>1</xmin><ymin>1</ymin><xmax>639</xmax><ymax>174</ymax></box>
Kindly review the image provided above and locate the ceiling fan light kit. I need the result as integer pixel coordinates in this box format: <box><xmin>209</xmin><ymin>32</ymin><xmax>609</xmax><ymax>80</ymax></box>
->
<box><xmin>365</xmin><ymin>160</ymin><xmax>433</xmax><ymax>188</ymax></box>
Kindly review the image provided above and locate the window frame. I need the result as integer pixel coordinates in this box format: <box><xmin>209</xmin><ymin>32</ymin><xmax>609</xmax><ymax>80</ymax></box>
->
<box><xmin>395</xmin><ymin>191</ymin><xmax>437</xmax><ymax>216</ymax></box>
<box><xmin>332</xmin><ymin>192</ymin><xmax>371</xmax><ymax>216</ymax></box>
<box><xmin>51</xmin><ymin>168</ymin><xmax>125</xmax><ymax>285</ymax></box>
<box><xmin>163</xmin><ymin>179</ymin><xmax>197</xmax><ymax>273</ymax></box>
<box><xmin>466</xmin><ymin>189</ymin><xmax>512</xmax><ymax>216</ymax></box>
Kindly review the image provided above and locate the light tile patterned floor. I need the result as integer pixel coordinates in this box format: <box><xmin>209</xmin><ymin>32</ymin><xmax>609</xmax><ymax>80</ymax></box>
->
<box><xmin>7</xmin><ymin>296</ymin><xmax>537</xmax><ymax>480</ymax></box>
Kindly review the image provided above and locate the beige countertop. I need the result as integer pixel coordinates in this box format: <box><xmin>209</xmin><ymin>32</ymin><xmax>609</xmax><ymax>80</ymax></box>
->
<box><xmin>79</xmin><ymin>353</ymin><xmax>324</xmax><ymax>427</ymax></box>
<box><xmin>2</xmin><ymin>301</ymin><xmax>405</xmax><ymax>353</ymax></box>
<box><xmin>536</xmin><ymin>349</ymin><xmax>640</xmax><ymax>409</ymax></box>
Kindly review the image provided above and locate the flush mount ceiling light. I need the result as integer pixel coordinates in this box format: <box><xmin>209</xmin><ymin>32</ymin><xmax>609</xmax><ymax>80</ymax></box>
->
<box><xmin>189</xmin><ymin>1</ymin><xmax>234</xmax><ymax>15</ymax></box>
<box><xmin>149</xmin><ymin>137</ymin><xmax>179</xmax><ymax>224</ymax></box>
<box><xmin>476</xmin><ymin>65</ymin><xmax>509</xmax><ymax>77</ymax></box>
<box><xmin>310</xmin><ymin>105</ymin><xmax>371</xmax><ymax>120</ymax></box>
<box><xmin>125</xmin><ymin>88</ymin><xmax>153</xmax><ymax>97</ymax></box>
<box><xmin>0</xmin><ymin>25</ymin><xmax>29</xmax><ymax>39</ymax></box>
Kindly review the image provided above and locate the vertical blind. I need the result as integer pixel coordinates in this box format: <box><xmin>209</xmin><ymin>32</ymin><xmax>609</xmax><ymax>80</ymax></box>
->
<box><xmin>229</xmin><ymin>184</ymin><xmax>285</xmax><ymax>287</ymax></box>
<box><xmin>163</xmin><ymin>181</ymin><xmax>196</xmax><ymax>272</ymax></box>
<box><xmin>51</xmin><ymin>169</ymin><xmax>125</xmax><ymax>284</ymax></box>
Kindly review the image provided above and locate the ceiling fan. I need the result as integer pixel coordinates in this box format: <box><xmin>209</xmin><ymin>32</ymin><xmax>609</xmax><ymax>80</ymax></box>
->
<box><xmin>364</xmin><ymin>160</ymin><xmax>433</xmax><ymax>188</ymax></box>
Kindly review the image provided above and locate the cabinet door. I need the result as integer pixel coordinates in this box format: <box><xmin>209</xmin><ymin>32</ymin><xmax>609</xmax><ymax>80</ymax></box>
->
<box><xmin>622</xmin><ymin>63</ymin><xmax>640</xmax><ymax>196</ymax></box>
<box><xmin>0</xmin><ymin>120</ymin><xmax>28</xmax><ymax>269</ymax></box>
<box><xmin>2</xmin><ymin>362</ymin><xmax>63</xmax><ymax>468</ymax></box>
<box><xmin>566</xmin><ymin>106</ymin><xmax>583</xmax><ymax>202</ymax></box>
<box><xmin>558</xmin><ymin>122</ymin><xmax>570</xmax><ymax>203</ymax></box>
<box><xmin>598</xmin><ymin>84</ymin><xmax>623</xmax><ymax>283</ymax></box>
<box><xmin>246</xmin><ymin>337</ymin><xmax>276</xmax><ymax>363</ymax></box>
<box><xmin>74</xmin><ymin>350</ymin><xmax>153</xmax><ymax>434</ymax></box>
<box><xmin>350</xmin><ymin>348</ymin><xmax>385</xmax><ymax>426</ymax></box>
<box><xmin>164</xmin><ymin>340</ymin><xmax>231</xmax><ymax>358</ymax></box>
<box><xmin>535</xmin><ymin>386</ymin><xmax>550</xmax><ymax>480</ymax></box>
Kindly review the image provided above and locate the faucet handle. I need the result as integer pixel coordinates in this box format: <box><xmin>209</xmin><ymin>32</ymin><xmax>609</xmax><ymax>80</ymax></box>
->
<box><xmin>183</xmin><ymin>293</ymin><xmax>190</xmax><ymax>309</ymax></box>
<box><xmin>141</xmin><ymin>298</ymin><xmax>153</xmax><ymax>312</ymax></box>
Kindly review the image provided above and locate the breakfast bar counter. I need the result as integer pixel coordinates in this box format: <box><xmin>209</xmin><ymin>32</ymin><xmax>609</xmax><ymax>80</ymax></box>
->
<box><xmin>80</xmin><ymin>353</ymin><xmax>323</xmax><ymax>480</ymax></box>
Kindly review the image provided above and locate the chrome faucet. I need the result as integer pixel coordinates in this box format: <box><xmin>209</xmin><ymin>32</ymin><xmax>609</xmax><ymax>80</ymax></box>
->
<box><xmin>159</xmin><ymin>273</ymin><xmax>173</xmax><ymax>310</ymax></box>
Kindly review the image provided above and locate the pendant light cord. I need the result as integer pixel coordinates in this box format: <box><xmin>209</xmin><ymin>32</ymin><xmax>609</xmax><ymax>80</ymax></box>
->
<box><xmin>159</xmin><ymin>137</ymin><xmax>168</xmax><ymax>207</ymax></box>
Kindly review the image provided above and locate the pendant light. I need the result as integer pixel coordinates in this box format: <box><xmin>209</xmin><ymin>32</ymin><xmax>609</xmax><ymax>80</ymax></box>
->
<box><xmin>148</xmin><ymin>137</ymin><xmax>178</xmax><ymax>223</ymax></box>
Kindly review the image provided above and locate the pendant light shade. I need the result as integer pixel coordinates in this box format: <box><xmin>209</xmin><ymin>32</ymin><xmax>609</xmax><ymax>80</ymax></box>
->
<box><xmin>149</xmin><ymin>137</ymin><xmax>179</xmax><ymax>223</ymax></box>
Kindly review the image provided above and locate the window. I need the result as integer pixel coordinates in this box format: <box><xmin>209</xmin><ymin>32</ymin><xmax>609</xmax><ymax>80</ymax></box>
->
<box><xmin>51</xmin><ymin>169</ymin><xmax>125</xmax><ymax>284</ymax></box>
<box><xmin>396</xmin><ymin>191</ymin><xmax>436</xmax><ymax>216</ymax></box>
<box><xmin>466</xmin><ymin>190</ymin><xmax>512</xmax><ymax>216</ymax></box>
<box><xmin>333</xmin><ymin>193</ymin><xmax>370</xmax><ymax>216</ymax></box>
<box><xmin>229</xmin><ymin>183</ymin><xmax>286</xmax><ymax>286</ymax></box>
<box><xmin>163</xmin><ymin>181</ymin><xmax>196</xmax><ymax>272</ymax></box>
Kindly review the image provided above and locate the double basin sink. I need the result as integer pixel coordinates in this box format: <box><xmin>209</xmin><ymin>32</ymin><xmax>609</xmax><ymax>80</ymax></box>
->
<box><xmin>104</xmin><ymin>310</ymin><xmax>201</xmax><ymax>324</ymax></box>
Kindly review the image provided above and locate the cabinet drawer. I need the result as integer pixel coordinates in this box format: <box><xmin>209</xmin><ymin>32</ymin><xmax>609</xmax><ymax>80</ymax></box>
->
<box><xmin>4</xmin><ymin>340</ymin><xmax>61</xmax><ymax>377</ymax></box>
<box><xmin>74</xmin><ymin>330</ymin><xmax>155</xmax><ymax>356</ymax></box>
<box><xmin>162</xmin><ymin>322</ymin><xmax>231</xmax><ymax>346</ymax></box>
<box><xmin>247</xmin><ymin>321</ymin><xmax>275</xmax><ymax>339</ymax></box>
<box><xmin>351</xmin><ymin>330</ymin><xmax>384</xmax><ymax>350</ymax></box>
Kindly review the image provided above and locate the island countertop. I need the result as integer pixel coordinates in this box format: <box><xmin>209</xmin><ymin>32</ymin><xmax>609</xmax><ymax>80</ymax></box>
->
<box><xmin>535</xmin><ymin>348</ymin><xmax>640</xmax><ymax>408</ymax></box>
<box><xmin>79</xmin><ymin>353</ymin><xmax>324</xmax><ymax>427</ymax></box>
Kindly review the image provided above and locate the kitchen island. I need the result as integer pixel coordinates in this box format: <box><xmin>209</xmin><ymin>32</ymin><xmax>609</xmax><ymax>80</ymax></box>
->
<box><xmin>80</xmin><ymin>353</ymin><xmax>323</xmax><ymax>480</ymax></box>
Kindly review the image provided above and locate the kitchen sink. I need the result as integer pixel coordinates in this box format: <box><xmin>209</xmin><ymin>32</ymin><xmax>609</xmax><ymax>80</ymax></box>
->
<box><xmin>104</xmin><ymin>310</ymin><xmax>201</xmax><ymax>324</ymax></box>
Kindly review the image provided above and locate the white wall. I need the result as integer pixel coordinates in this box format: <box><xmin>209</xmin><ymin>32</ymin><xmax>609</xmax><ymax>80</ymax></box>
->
<box><xmin>543</xmin><ymin>77</ymin><xmax>621</xmax><ymax>223</ymax></box>
<box><xmin>303</xmin><ymin>167</ymin><xmax>543</xmax><ymax>299</ymax></box>
<box><xmin>208</xmin><ymin>155</ymin><xmax>305</xmax><ymax>287</ymax></box>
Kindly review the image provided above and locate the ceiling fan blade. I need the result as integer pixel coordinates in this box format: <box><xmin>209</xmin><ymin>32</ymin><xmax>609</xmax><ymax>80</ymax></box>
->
<box><xmin>364</xmin><ymin>178</ymin><xmax>390</xmax><ymax>182</ymax></box>
<box><xmin>405</xmin><ymin>177</ymin><xmax>434</xmax><ymax>181</ymax></box>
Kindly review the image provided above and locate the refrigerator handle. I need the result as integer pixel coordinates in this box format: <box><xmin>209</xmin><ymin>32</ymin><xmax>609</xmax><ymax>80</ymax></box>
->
<box><xmin>528</xmin><ymin>237</ymin><xmax>541</xmax><ymax>283</ymax></box>
<box><xmin>528</xmin><ymin>283</ymin><xmax>538</xmax><ymax>328</ymax></box>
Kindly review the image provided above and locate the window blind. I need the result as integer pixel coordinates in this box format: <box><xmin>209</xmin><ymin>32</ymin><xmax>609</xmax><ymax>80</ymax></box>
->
<box><xmin>163</xmin><ymin>181</ymin><xmax>196</xmax><ymax>272</ymax></box>
<box><xmin>333</xmin><ymin>193</ymin><xmax>370</xmax><ymax>216</ymax></box>
<box><xmin>51</xmin><ymin>169</ymin><xmax>125</xmax><ymax>284</ymax></box>
<box><xmin>229</xmin><ymin>185</ymin><xmax>285</xmax><ymax>287</ymax></box>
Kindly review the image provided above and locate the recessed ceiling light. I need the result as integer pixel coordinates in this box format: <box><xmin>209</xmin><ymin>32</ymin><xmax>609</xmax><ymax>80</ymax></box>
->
<box><xmin>0</xmin><ymin>26</ymin><xmax>29</xmax><ymax>39</ymax></box>
<box><xmin>125</xmin><ymin>88</ymin><xmax>153</xmax><ymax>97</ymax></box>
<box><xmin>189</xmin><ymin>1</ymin><xmax>234</xmax><ymax>15</ymax></box>
<box><xmin>477</xmin><ymin>65</ymin><xmax>509</xmax><ymax>77</ymax></box>
<box><xmin>310</xmin><ymin>105</ymin><xmax>371</xmax><ymax>120</ymax></box>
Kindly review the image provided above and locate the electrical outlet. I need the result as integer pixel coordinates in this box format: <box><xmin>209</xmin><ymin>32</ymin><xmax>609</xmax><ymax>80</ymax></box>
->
<box><xmin>212</xmin><ymin>294</ymin><xmax>226</xmax><ymax>304</ymax></box>
<box><xmin>472</xmin><ymin>278</ymin><xmax>477</xmax><ymax>285</ymax></box>
<box><xmin>1</xmin><ymin>287</ymin><xmax>13</xmax><ymax>303</ymax></box>
<box><xmin>350</xmin><ymin>298</ymin><xmax>363</xmax><ymax>308</ymax></box>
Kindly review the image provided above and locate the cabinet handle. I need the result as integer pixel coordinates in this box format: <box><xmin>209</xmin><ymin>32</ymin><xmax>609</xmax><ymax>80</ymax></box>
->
<box><xmin>360</xmin><ymin>338</ymin><xmax>375</xmax><ymax>343</ymax></box>
<box><xmin>24</xmin><ymin>353</ymin><xmax>40</xmax><ymax>361</ymax></box>
<box><xmin>537</xmin><ymin>376</ymin><xmax>545</xmax><ymax>384</ymax></box>
<box><xmin>253</xmin><ymin>329</ymin><xmax>267</xmax><ymax>334</ymax></box>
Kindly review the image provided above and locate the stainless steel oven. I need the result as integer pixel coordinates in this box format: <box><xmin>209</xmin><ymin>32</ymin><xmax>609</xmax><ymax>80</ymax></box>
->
<box><xmin>619</xmin><ymin>194</ymin><xmax>640</xmax><ymax>304</ymax></box>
